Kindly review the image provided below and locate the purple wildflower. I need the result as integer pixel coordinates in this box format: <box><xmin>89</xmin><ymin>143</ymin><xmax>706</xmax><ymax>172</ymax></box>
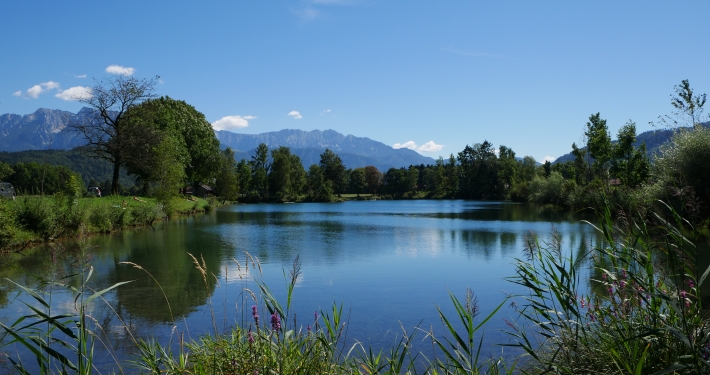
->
<box><xmin>620</xmin><ymin>280</ymin><xmax>626</xmax><ymax>288</ymax></box>
<box><xmin>271</xmin><ymin>312</ymin><xmax>281</xmax><ymax>331</ymax></box>
<box><xmin>688</xmin><ymin>280</ymin><xmax>696</xmax><ymax>289</ymax></box>
<box><xmin>307</xmin><ymin>325</ymin><xmax>311</xmax><ymax>333</ymax></box>
<box><xmin>252</xmin><ymin>305</ymin><xmax>259</xmax><ymax>324</ymax></box>
<box><xmin>314</xmin><ymin>311</ymin><xmax>319</xmax><ymax>321</ymax></box>
<box><xmin>248</xmin><ymin>329</ymin><xmax>254</xmax><ymax>343</ymax></box>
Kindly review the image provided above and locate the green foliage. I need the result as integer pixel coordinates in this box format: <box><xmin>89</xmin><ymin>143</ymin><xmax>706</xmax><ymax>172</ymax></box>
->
<box><xmin>0</xmin><ymin>198</ymin><xmax>18</xmax><ymax>247</ymax></box>
<box><xmin>129</xmin><ymin>96</ymin><xmax>221</xmax><ymax>185</ymax></box>
<box><xmin>4</xmin><ymin>161</ymin><xmax>85</xmax><ymax>196</ymax></box>
<box><xmin>269</xmin><ymin>146</ymin><xmax>306</xmax><ymax>201</ymax></box>
<box><xmin>250</xmin><ymin>143</ymin><xmax>270</xmax><ymax>199</ymax></box>
<box><xmin>653</xmin><ymin>126</ymin><xmax>710</xmax><ymax>221</ymax></box>
<box><xmin>611</xmin><ymin>121</ymin><xmax>650</xmax><ymax>188</ymax></box>
<box><xmin>320</xmin><ymin>149</ymin><xmax>348</xmax><ymax>194</ymax></box>
<box><xmin>527</xmin><ymin>171</ymin><xmax>566</xmax><ymax>206</ymax></box>
<box><xmin>306</xmin><ymin>164</ymin><xmax>333</xmax><ymax>201</ymax></box>
<box><xmin>506</xmin><ymin>204</ymin><xmax>710</xmax><ymax>374</ymax></box>
<box><xmin>215</xmin><ymin>147</ymin><xmax>239</xmax><ymax>202</ymax></box>
<box><xmin>348</xmin><ymin>168</ymin><xmax>368</xmax><ymax>195</ymax></box>
<box><xmin>0</xmin><ymin>161</ymin><xmax>13</xmax><ymax>181</ymax></box>
<box><xmin>585</xmin><ymin>112</ymin><xmax>612</xmax><ymax>182</ymax></box>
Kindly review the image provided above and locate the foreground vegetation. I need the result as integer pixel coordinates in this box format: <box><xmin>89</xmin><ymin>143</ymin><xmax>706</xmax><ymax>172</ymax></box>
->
<box><xmin>1</xmin><ymin>200</ymin><xmax>708</xmax><ymax>374</ymax></box>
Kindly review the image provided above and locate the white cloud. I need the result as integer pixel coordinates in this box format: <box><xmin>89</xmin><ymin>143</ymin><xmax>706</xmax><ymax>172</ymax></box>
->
<box><xmin>24</xmin><ymin>81</ymin><xmax>60</xmax><ymax>98</ymax></box>
<box><xmin>418</xmin><ymin>141</ymin><xmax>443</xmax><ymax>152</ymax></box>
<box><xmin>55</xmin><ymin>86</ymin><xmax>92</xmax><ymax>101</ymax></box>
<box><xmin>393</xmin><ymin>141</ymin><xmax>417</xmax><ymax>150</ymax></box>
<box><xmin>543</xmin><ymin>156</ymin><xmax>556</xmax><ymax>163</ymax></box>
<box><xmin>12</xmin><ymin>91</ymin><xmax>21</xmax><ymax>97</ymax></box>
<box><xmin>293</xmin><ymin>7</ymin><xmax>319</xmax><ymax>21</ymax></box>
<box><xmin>212</xmin><ymin>115</ymin><xmax>256</xmax><ymax>131</ymax></box>
<box><xmin>106</xmin><ymin>65</ymin><xmax>135</xmax><ymax>76</ymax></box>
<box><xmin>74</xmin><ymin>74</ymin><xmax>87</xmax><ymax>78</ymax></box>
<box><xmin>321</xmin><ymin>109</ymin><xmax>331</xmax><ymax>115</ymax></box>
<box><xmin>287</xmin><ymin>110</ymin><xmax>302</xmax><ymax>119</ymax></box>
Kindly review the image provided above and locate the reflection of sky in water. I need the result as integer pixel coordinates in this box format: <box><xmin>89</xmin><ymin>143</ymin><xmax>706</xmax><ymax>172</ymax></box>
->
<box><xmin>0</xmin><ymin>200</ymin><xmax>602</xmax><ymax>373</ymax></box>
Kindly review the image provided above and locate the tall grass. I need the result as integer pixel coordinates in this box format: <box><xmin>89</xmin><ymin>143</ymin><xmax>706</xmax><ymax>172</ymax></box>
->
<box><xmin>505</xmin><ymin>202</ymin><xmax>710</xmax><ymax>374</ymax></box>
<box><xmin>0</xmin><ymin>243</ymin><xmax>132</xmax><ymax>374</ymax></box>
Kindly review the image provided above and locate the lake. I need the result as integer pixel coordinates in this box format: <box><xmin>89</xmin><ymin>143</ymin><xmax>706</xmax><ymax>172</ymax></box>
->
<box><xmin>0</xmin><ymin>200</ymin><xmax>603</xmax><ymax>373</ymax></box>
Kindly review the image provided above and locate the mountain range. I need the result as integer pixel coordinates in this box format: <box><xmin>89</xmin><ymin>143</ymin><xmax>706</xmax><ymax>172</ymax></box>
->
<box><xmin>0</xmin><ymin>108</ymin><xmax>436</xmax><ymax>171</ymax></box>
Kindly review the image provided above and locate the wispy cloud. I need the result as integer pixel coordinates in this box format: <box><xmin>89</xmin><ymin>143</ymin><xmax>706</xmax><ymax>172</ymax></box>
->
<box><xmin>288</xmin><ymin>110</ymin><xmax>303</xmax><ymax>119</ymax></box>
<box><xmin>12</xmin><ymin>91</ymin><xmax>21</xmax><ymax>97</ymax></box>
<box><xmin>418</xmin><ymin>141</ymin><xmax>443</xmax><ymax>152</ymax></box>
<box><xmin>441</xmin><ymin>47</ymin><xmax>503</xmax><ymax>58</ymax></box>
<box><xmin>543</xmin><ymin>156</ymin><xmax>556</xmax><ymax>163</ymax></box>
<box><xmin>106</xmin><ymin>65</ymin><xmax>135</xmax><ymax>76</ymax></box>
<box><xmin>321</xmin><ymin>109</ymin><xmax>331</xmax><ymax>115</ymax></box>
<box><xmin>393</xmin><ymin>141</ymin><xmax>418</xmax><ymax>150</ymax></box>
<box><xmin>212</xmin><ymin>115</ymin><xmax>257</xmax><ymax>131</ymax></box>
<box><xmin>55</xmin><ymin>86</ymin><xmax>92</xmax><ymax>101</ymax></box>
<box><xmin>24</xmin><ymin>81</ymin><xmax>60</xmax><ymax>98</ymax></box>
<box><xmin>293</xmin><ymin>7</ymin><xmax>320</xmax><ymax>21</ymax></box>
<box><xmin>74</xmin><ymin>74</ymin><xmax>87</xmax><ymax>79</ymax></box>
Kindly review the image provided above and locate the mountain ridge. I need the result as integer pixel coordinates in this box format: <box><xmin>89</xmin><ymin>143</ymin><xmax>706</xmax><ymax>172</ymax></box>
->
<box><xmin>0</xmin><ymin>108</ymin><xmax>437</xmax><ymax>171</ymax></box>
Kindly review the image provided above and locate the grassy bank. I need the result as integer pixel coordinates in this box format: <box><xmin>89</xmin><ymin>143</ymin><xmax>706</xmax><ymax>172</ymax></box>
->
<box><xmin>0</xmin><ymin>194</ymin><xmax>216</xmax><ymax>251</ymax></box>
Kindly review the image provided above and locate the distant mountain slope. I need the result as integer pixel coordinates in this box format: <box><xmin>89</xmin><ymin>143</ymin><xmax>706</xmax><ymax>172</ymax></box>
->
<box><xmin>217</xmin><ymin>129</ymin><xmax>436</xmax><ymax>171</ymax></box>
<box><xmin>0</xmin><ymin>108</ymin><xmax>89</xmax><ymax>151</ymax></box>
<box><xmin>0</xmin><ymin>108</ymin><xmax>437</xmax><ymax>171</ymax></box>
<box><xmin>553</xmin><ymin>122</ymin><xmax>710</xmax><ymax>164</ymax></box>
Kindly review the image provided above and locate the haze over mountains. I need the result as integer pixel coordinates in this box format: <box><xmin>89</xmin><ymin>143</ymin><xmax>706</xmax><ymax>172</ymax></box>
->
<box><xmin>0</xmin><ymin>108</ymin><xmax>436</xmax><ymax>171</ymax></box>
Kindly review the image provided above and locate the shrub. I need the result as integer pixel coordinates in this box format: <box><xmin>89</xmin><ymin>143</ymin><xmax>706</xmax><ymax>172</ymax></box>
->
<box><xmin>653</xmin><ymin>126</ymin><xmax>710</xmax><ymax>221</ymax></box>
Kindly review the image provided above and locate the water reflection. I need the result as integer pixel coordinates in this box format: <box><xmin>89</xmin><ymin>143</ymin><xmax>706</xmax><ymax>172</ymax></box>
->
<box><xmin>0</xmin><ymin>200</ymin><xmax>626</xmax><ymax>372</ymax></box>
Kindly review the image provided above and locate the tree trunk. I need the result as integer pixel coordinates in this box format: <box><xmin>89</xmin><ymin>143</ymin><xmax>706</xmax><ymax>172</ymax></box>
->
<box><xmin>112</xmin><ymin>158</ymin><xmax>121</xmax><ymax>195</ymax></box>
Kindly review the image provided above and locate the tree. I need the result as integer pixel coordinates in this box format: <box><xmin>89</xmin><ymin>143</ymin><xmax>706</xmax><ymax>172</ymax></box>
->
<box><xmin>269</xmin><ymin>146</ymin><xmax>305</xmax><ymax>201</ymax></box>
<box><xmin>659</xmin><ymin>79</ymin><xmax>707</xmax><ymax>129</ymax></box>
<box><xmin>611</xmin><ymin>121</ymin><xmax>649</xmax><ymax>187</ymax></box>
<box><xmin>585</xmin><ymin>113</ymin><xmax>612</xmax><ymax>182</ymax></box>
<box><xmin>215</xmin><ymin>148</ymin><xmax>239</xmax><ymax>202</ymax></box>
<box><xmin>0</xmin><ymin>162</ymin><xmax>12</xmax><ymax>181</ymax></box>
<box><xmin>127</xmin><ymin>97</ymin><xmax>221</xmax><ymax>185</ymax></box>
<box><xmin>364</xmin><ymin>166</ymin><xmax>382</xmax><ymax>194</ymax></box>
<box><xmin>571</xmin><ymin>143</ymin><xmax>587</xmax><ymax>185</ymax></box>
<box><xmin>235</xmin><ymin>159</ymin><xmax>251</xmax><ymax>196</ymax></box>
<box><xmin>306</xmin><ymin>164</ymin><xmax>332</xmax><ymax>201</ymax></box>
<box><xmin>250</xmin><ymin>144</ymin><xmax>270</xmax><ymax>199</ymax></box>
<box><xmin>348</xmin><ymin>168</ymin><xmax>368</xmax><ymax>194</ymax></box>
<box><xmin>319</xmin><ymin>149</ymin><xmax>348</xmax><ymax>194</ymax></box>
<box><xmin>66</xmin><ymin>75</ymin><xmax>159</xmax><ymax>194</ymax></box>
<box><xmin>150</xmin><ymin>135</ymin><xmax>186</xmax><ymax>204</ymax></box>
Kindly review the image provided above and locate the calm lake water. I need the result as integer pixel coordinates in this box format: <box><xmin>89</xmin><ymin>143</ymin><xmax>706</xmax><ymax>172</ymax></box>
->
<box><xmin>1</xmin><ymin>200</ymin><xmax>604</xmax><ymax>373</ymax></box>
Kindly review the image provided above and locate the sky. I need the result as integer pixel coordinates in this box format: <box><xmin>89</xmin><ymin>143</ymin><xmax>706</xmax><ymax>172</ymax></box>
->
<box><xmin>2</xmin><ymin>1</ymin><xmax>710</xmax><ymax>163</ymax></box>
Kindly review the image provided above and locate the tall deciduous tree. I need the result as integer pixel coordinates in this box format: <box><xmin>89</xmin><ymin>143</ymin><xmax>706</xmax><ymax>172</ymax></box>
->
<box><xmin>67</xmin><ymin>75</ymin><xmax>159</xmax><ymax>194</ymax></box>
<box><xmin>250</xmin><ymin>143</ymin><xmax>270</xmax><ymax>198</ymax></box>
<box><xmin>611</xmin><ymin>121</ymin><xmax>649</xmax><ymax>187</ymax></box>
<box><xmin>364</xmin><ymin>166</ymin><xmax>382</xmax><ymax>194</ymax></box>
<box><xmin>215</xmin><ymin>148</ymin><xmax>239</xmax><ymax>202</ymax></box>
<box><xmin>585</xmin><ymin>113</ymin><xmax>612</xmax><ymax>182</ymax></box>
<box><xmin>129</xmin><ymin>97</ymin><xmax>221</xmax><ymax>185</ymax></box>
<box><xmin>319</xmin><ymin>149</ymin><xmax>347</xmax><ymax>194</ymax></box>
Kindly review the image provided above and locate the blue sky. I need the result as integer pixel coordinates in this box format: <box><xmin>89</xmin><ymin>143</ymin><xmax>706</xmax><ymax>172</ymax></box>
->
<box><xmin>2</xmin><ymin>1</ymin><xmax>710</xmax><ymax>162</ymax></box>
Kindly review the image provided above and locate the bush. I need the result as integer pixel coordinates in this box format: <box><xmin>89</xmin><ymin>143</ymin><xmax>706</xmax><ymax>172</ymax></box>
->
<box><xmin>88</xmin><ymin>204</ymin><xmax>127</xmax><ymax>233</ymax></box>
<box><xmin>653</xmin><ymin>126</ymin><xmax>710</xmax><ymax>221</ymax></box>
<box><xmin>130</xmin><ymin>203</ymin><xmax>163</xmax><ymax>226</ymax></box>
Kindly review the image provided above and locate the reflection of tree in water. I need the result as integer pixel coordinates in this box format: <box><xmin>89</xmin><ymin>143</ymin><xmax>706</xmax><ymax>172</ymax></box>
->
<box><xmin>109</xmin><ymin>226</ymin><xmax>224</xmax><ymax>323</ymax></box>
